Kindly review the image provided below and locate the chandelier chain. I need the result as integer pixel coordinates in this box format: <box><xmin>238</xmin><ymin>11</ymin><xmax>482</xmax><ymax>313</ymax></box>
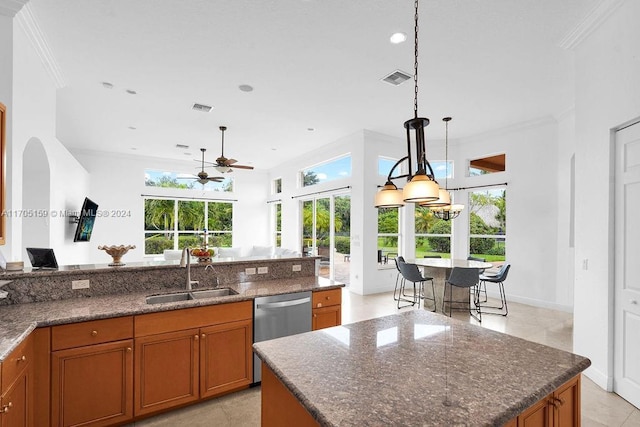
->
<box><xmin>413</xmin><ymin>0</ymin><xmax>419</xmax><ymax>118</ymax></box>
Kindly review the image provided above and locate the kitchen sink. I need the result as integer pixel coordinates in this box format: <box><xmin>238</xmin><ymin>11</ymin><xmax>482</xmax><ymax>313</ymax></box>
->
<box><xmin>190</xmin><ymin>288</ymin><xmax>238</xmax><ymax>298</ymax></box>
<box><xmin>145</xmin><ymin>288</ymin><xmax>238</xmax><ymax>304</ymax></box>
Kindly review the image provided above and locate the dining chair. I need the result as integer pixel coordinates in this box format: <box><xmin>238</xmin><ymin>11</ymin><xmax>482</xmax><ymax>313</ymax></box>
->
<box><xmin>467</xmin><ymin>256</ymin><xmax>488</xmax><ymax>301</ymax></box>
<box><xmin>477</xmin><ymin>263</ymin><xmax>511</xmax><ymax>316</ymax></box>
<box><xmin>397</xmin><ymin>260</ymin><xmax>436</xmax><ymax>311</ymax></box>
<box><xmin>443</xmin><ymin>267</ymin><xmax>481</xmax><ymax>322</ymax></box>
<box><xmin>392</xmin><ymin>256</ymin><xmax>406</xmax><ymax>302</ymax></box>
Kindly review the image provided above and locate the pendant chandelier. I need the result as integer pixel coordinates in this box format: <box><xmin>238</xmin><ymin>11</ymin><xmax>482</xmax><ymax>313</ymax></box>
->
<box><xmin>427</xmin><ymin>117</ymin><xmax>464</xmax><ymax>220</ymax></box>
<box><xmin>374</xmin><ymin>0</ymin><xmax>443</xmax><ymax>208</ymax></box>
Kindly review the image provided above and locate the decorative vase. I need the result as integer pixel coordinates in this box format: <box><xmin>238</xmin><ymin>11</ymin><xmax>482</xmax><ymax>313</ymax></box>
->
<box><xmin>98</xmin><ymin>245</ymin><xmax>136</xmax><ymax>266</ymax></box>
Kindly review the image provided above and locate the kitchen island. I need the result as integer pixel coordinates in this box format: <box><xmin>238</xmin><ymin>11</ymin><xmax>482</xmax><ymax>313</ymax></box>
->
<box><xmin>254</xmin><ymin>310</ymin><xmax>591</xmax><ymax>426</ymax></box>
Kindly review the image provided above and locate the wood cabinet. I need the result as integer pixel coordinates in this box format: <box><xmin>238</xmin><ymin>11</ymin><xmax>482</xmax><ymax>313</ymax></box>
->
<box><xmin>508</xmin><ymin>375</ymin><xmax>581</xmax><ymax>427</ymax></box>
<box><xmin>1</xmin><ymin>334</ymin><xmax>34</xmax><ymax>427</ymax></box>
<box><xmin>51</xmin><ymin>317</ymin><xmax>134</xmax><ymax>427</ymax></box>
<box><xmin>134</xmin><ymin>301</ymin><xmax>253</xmax><ymax>417</ymax></box>
<box><xmin>312</xmin><ymin>288</ymin><xmax>342</xmax><ymax>330</ymax></box>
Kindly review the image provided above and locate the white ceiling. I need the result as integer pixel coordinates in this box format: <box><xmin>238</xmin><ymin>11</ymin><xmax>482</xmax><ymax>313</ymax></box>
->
<box><xmin>28</xmin><ymin>0</ymin><xmax>599</xmax><ymax>170</ymax></box>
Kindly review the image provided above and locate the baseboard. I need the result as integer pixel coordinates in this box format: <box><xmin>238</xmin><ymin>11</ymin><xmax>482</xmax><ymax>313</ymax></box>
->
<box><xmin>583</xmin><ymin>365</ymin><xmax>613</xmax><ymax>392</ymax></box>
<box><xmin>486</xmin><ymin>291</ymin><xmax>573</xmax><ymax>313</ymax></box>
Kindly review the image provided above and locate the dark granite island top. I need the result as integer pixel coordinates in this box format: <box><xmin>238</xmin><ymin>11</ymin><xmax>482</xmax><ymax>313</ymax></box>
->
<box><xmin>253</xmin><ymin>310</ymin><xmax>591</xmax><ymax>427</ymax></box>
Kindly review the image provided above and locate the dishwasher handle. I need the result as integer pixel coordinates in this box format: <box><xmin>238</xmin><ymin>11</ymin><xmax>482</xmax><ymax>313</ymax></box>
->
<box><xmin>256</xmin><ymin>297</ymin><xmax>311</xmax><ymax>310</ymax></box>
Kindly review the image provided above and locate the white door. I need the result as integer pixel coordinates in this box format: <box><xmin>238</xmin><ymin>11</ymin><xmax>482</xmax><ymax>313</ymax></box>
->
<box><xmin>614</xmin><ymin>120</ymin><xmax>640</xmax><ymax>408</ymax></box>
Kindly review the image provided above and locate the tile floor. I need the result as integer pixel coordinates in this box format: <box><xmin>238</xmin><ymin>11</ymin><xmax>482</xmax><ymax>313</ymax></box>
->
<box><xmin>129</xmin><ymin>288</ymin><xmax>640</xmax><ymax>427</ymax></box>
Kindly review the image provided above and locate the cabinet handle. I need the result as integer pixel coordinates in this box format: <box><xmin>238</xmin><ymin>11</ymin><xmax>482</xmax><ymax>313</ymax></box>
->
<box><xmin>126</xmin><ymin>347</ymin><xmax>132</xmax><ymax>353</ymax></box>
<box><xmin>0</xmin><ymin>402</ymin><xmax>12</xmax><ymax>413</ymax></box>
<box><xmin>16</xmin><ymin>355</ymin><xmax>26</xmax><ymax>362</ymax></box>
<box><xmin>194</xmin><ymin>334</ymin><xmax>199</xmax><ymax>340</ymax></box>
<box><xmin>91</xmin><ymin>330</ymin><xmax>98</xmax><ymax>337</ymax></box>
<box><xmin>313</xmin><ymin>314</ymin><xmax>317</xmax><ymax>318</ymax></box>
<box><xmin>326</xmin><ymin>296</ymin><xmax>331</xmax><ymax>300</ymax></box>
<box><xmin>548</xmin><ymin>399</ymin><xmax>558</xmax><ymax>409</ymax></box>
<box><xmin>201</xmin><ymin>334</ymin><xmax>206</xmax><ymax>339</ymax></box>
<box><xmin>553</xmin><ymin>397</ymin><xmax>565</xmax><ymax>406</ymax></box>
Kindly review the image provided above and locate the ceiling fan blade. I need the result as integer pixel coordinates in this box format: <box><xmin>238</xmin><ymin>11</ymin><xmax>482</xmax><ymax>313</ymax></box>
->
<box><xmin>177</xmin><ymin>175</ymin><xmax>197</xmax><ymax>179</ymax></box>
<box><xmin>229</xmin><ymin>164</ymin><xmax>254</xmax><ymax>170</ymax></box>
<box><xmin>224</xmin><ymin>158</ymin><xmax>238</xmax><ymax>165</ymax></box>
<box><xmin>207</xmin><ymin>177</ymin><xmax>225</xmax><ymax>182</ymax></box>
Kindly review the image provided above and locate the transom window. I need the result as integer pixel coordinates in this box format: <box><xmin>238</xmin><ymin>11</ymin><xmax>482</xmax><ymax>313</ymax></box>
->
<box><xmin>145</xmin><ymin>169</ymin><xmax>233</xmax><ymax>192</ymax></box>
<box><xmin>301</xmin><ymin>155</ymin><xmax>351</xmax><ymax>187</ymax></box>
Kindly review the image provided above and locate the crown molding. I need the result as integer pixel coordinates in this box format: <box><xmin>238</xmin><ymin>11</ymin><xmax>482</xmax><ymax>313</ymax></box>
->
<box><xmin>15</xmin><ymin>4</ymin><xmax>66</xmax><ymax>88</ymax></box>
<box><xmin>558</xmin><ymin>0</ymin><xmax>626</xmax><ymax>50</ymax></box>
<box><xmin>0</xmin><ymin>0</ymin><xmax>28</xmax><ymax>17</ymax></box>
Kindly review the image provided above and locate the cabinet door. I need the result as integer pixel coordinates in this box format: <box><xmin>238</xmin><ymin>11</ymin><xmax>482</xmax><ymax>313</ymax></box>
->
<box><xmin>312</xmin><ymin>305</ymin><xmax>341</xmax><ymax>330</ymax></box>
<box><xmin>51</xmin><ymin>339</ymin><xmax>133</xmax><ymax>427</ymax></box>
<box><xmin>0</xmin><ymin>369</ymin><xmax>30</xmax><ymax>427</ymax></box>
<box><xmin>553</xmin><ymin>376</ymin><xmax>580</xmax><ymax>427</ymax></box>
<box><xmin>200</xmin><ymin>319</ymin><xmax>253</xmax><ymax>398</ymax></box>
<box><xmin>135</xmin><ymin>329</ymin><xmax>199</xmax><ymax>416</ymax></box>
<box><xmin>518</xmin><ymin>396</ymin><xmax>551</xmax><ymax>427</ymax></box>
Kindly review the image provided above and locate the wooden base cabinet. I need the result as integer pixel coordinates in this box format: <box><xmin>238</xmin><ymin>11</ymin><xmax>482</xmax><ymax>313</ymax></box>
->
<box><xmin>312</xmin><ymin>289</ymin><xmax>342</xmax><ymax>330</ymax></box>
<box><xmin>50</xmin><ymin>316</ymin><xmax>134</xmax><ymax>427</ymax></box>
<box><xmin>1</xmin><ymin>332</ymin><xmax>34</xmax><ymax>427</ymax></box>
<box><xmin>1</xmin><ymin>366</ymin><xmax>31</xmax><ymax>427</ymax></box>
<box><xmin>509</xmin><ymin>375</ymin><xmax>581</xmax><ymax>427</ymax></box>
<box><xmin>134</xmin><ymin>329</ymin><xmax>200</xmax><ymax>416</ymax></box>
<box><xmin>134</xmin><ymin>301</ymin><xmax>253</xmax><ymax>417</ymax></box>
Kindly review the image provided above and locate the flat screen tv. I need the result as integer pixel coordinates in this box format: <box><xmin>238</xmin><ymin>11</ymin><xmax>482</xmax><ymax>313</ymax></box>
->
<box><xmin>26</xmin><ymin>248</ymin><xmax>58</xmax><ymax>269</ymax></box>
<box><xmin>74</xmin><ymin>197</ymin><xmax>98</xmax><ymax>242</ymax></box>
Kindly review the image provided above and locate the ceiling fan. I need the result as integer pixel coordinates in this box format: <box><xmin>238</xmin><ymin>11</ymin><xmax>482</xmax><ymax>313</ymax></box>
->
<box><xmin>178</xmin><ymin>148</ymin><xmax>225</xmax><ymax>185</ymax></box>
<box><xmin>211</xmin><ymin>126</ymin><xmax>254</xmax><ymax>173</ymax></box>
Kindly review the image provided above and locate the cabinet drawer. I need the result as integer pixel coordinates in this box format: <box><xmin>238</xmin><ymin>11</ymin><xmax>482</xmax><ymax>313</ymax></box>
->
<box><xmin>1</xmin><ymin>333</ymin><xmax>33</xmax><ymax>394</ymax></box>
<box><xmin>312</xmin><ymin>288</ymin><xmax>341</xmax><ymax>308</ymax></box>
<box><xmin>52</xmin><ymin>316</ymin><xmax>134</xmax><ymax>351</ymax></box>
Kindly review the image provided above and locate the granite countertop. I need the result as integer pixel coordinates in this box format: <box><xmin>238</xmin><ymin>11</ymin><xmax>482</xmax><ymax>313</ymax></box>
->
<box><xmin>254</xmin><ymin>310</ymin><xmax>591</xmax><ymax>427</ymax></box>
<box><xmin>0</xmin><ymin>276</ymin><xmax>342</xmax><ymax>362</ymax></box>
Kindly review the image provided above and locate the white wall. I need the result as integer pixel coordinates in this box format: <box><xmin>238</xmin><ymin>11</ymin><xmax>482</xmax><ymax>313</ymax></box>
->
<box><xmin>450</xmin><ymin>118</ymin><xmax>568</xmax><ymax>310</ymax></box>
<box><xmin>72</xmin><ymin>149</ymin><xmax>270</xmax><ymax>264</ymax></box>
<box><xmin>6</xmin><ymin>10</ymin><xmax>90</xmax><ymax>265</ymax></box>
<box><xmin>572</xmin><ymin>0</ymin><xmax>640</xmax><ymax>390</ymax></box>
<box><xmin>0</xmin><ymin>14</ymin><xmax>13</xmax><ymax>261</ymax></box>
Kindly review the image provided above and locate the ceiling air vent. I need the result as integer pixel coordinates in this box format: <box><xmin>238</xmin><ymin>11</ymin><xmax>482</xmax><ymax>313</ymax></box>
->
<box><xmin>192</xmin><ymin>103</ymin><xmax>213</xmax><ymax>113</ymax></box>
<box><xmin>381</xmin><ymin>70</ymin><xmax>412</xmax><ymax>86</ymax></box>
<box><xmin>175</xmin><ymin>144</ymin><xmax>190</xmax><ymax>149</ymax></box>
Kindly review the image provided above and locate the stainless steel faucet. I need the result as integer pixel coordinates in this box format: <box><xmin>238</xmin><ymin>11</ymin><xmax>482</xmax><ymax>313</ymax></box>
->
<box><xmin>180</xmin><ymin>247</ymin><xmax>199</xmax><ymax>290</ymax></box>
<box><xmin>204</xmin><ymin>264</ymin><xmax>220</xmax><ymax>287</ymax></box>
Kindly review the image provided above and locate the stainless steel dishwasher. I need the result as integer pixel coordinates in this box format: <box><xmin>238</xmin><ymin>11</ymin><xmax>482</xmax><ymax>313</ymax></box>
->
<box><xmin>253</xmin><ymin>291</ymin><xmax>312</xmax><ymax>383</ymax></box>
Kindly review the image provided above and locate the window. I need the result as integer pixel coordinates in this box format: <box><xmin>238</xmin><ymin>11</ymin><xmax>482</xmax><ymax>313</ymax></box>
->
<box><xmin>468</xmin><ymin>154</ymin><xmax>505</xmax><ymax>177</ymax></box>
<box><xmin>415</xmin><ymin>205</ymin><xmax>451</xmax><ymax>258</ymax></box>
<box><xmin>145</xmin><ymin>169</ymin><xmax>233</xmax><ymax>192</ymax></box>
<box><xmin>468</xmin><ymin>188</ymin><xmax>506</xmax><ymax>261</ymax></box>
<box><xmin>429</xmin><ymin>160</ymin><xmax>452</xmax><ymax>180</ymax></box>
<box><xmin>144</xmin><ymin>198</ymin><xmax>233</xmax><ymax>255</ymax></box>
<box><xmin>378</xmin><ymin>157</ymin><xmax>398</xmax><ymax>177</ymax></box>
<box><xmin>273</xmin><ymin>202</ymin><xmax>282</xmax><ymax>247</ymax></box>
<box><xmin>273</xmin><ymin>178</ymin><xmax>282</xmax><ymax>194</ymax></box>
<box><xmin>301</xmin><ymin>155</ymin><xmax>351</xmax><ymax>187</ymax></box>
<box><xmin>377</xmin><ymin>207</ymin><xmax>399</xmax><ymax>264</ymax></box>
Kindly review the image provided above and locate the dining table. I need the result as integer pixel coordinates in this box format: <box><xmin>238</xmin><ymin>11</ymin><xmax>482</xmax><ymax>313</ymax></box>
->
<box><xmin>410</xmin><ymin>258</ymin><xmax>494</xmax><ymax>313</ymax></box>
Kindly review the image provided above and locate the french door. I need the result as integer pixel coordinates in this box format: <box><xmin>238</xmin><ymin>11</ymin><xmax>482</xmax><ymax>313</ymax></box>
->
<box><xmin>614</xmin><ymin>120</ymin><xmax>640</xmax><ymax>408</ymax></box>
<box><xmin>300</xmin><ymin>194</ymin><xmax>350</xmax><ymax>282</ymax></box>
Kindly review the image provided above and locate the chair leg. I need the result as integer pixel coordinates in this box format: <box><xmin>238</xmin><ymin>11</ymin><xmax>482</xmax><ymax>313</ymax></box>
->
<box><xmin>477</xmin><ymin>280</ymin><xmax>509</xmax><ymax>316</ymax></box>
<box><xmin>393</xmin><ymin>272</ymin><xmax>401</xmax><ymax>301</ymax></box>
<box><xmin>397</xmin><ymin>279</ymin><xmax>417</xmax><ymax>309</ymax></box>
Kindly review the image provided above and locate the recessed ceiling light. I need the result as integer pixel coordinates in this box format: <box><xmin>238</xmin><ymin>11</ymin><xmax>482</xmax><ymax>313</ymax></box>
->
<box><xmin>125</xmin><ymin>89</ymin><xmax>137</xmax><ymax>95</ymax></box>
<box><xmin>238</xmin><ymin>84</ymin><xmax>254</xmax><ymax>92</ymax></box>
<box><xmin>307</xmin><ymin>128</ymin><xmax>315</xmax><ymax>132</ymax></box>
<box><xmin>390</xmin><ymin>32</ymin><xmax>407</xmax><ymax>44</ymax></box>
<box><xmin>102</xmin><ymin>82</ymin><xmax>114</xmax><ymax>89</ymax></box>
<box><xmin>128</xmin><ymin>126</ymin><xmax>137</xmax><ymax>130</ymax></box>
<box><xmin>176</xmin><ymin>144</ymin><xmax>189</xmax><ymax>149</ymax></box>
